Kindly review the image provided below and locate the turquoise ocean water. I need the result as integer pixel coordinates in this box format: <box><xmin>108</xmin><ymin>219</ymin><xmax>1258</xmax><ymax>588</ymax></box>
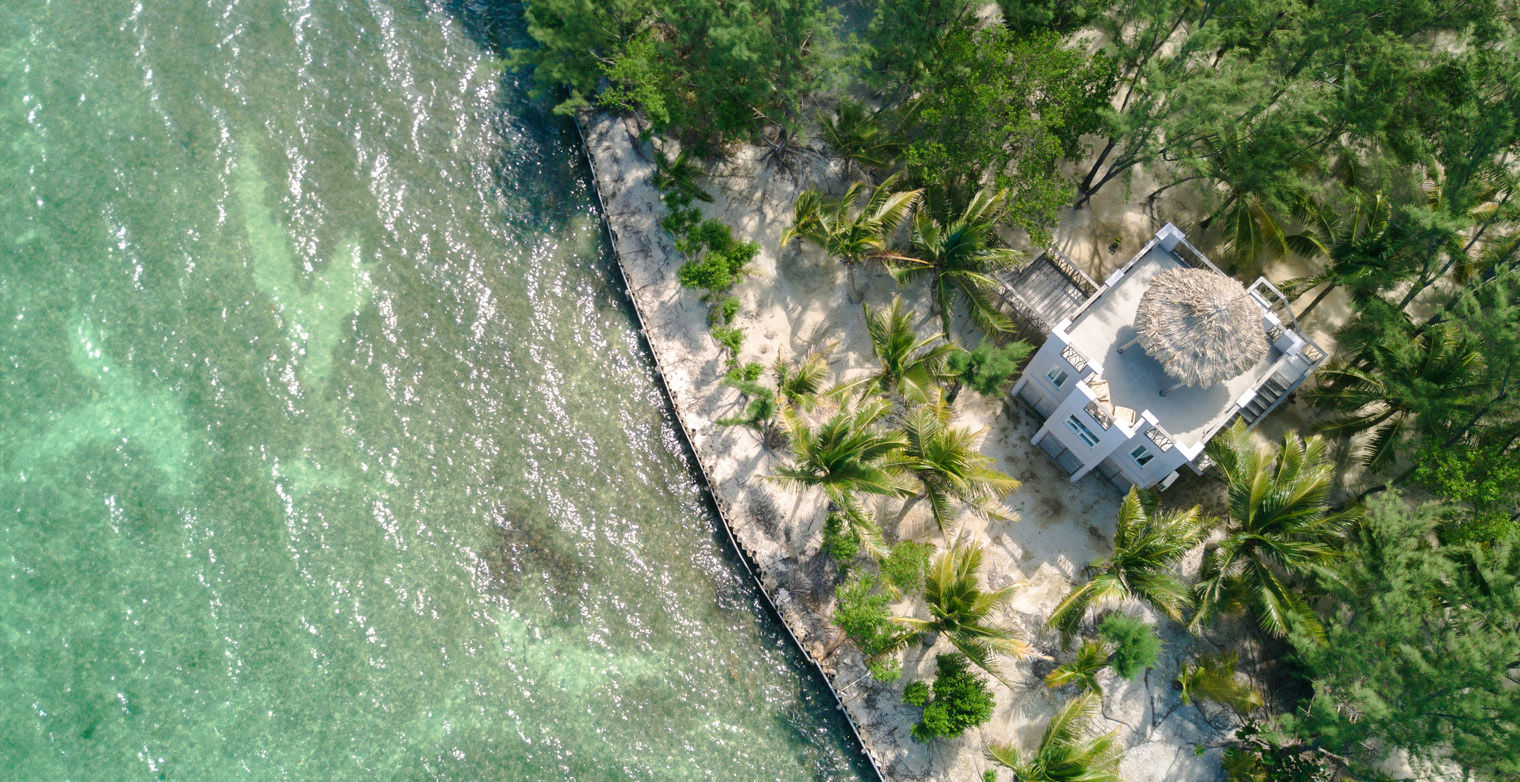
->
<box><xmin>0</xmin><ymin>2</ymin><xmax>870</xmax><ymax>779</ymax></box>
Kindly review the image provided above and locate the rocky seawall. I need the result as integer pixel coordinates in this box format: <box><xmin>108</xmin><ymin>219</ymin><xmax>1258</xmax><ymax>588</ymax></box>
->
<box><xmin>574</xmin><ymin>112</ymin><xmax>900</xmax><ymax>780</ymax></box>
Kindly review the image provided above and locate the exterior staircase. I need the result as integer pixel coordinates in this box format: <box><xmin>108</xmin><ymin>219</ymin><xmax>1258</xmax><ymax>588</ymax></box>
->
<box><xmin>1238</xmin><ymin>374</ymin><xmax>1290</xmax><ymax>425</ymax></box>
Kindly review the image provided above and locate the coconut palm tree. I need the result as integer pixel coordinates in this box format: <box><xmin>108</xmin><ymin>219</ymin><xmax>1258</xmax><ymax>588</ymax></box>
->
<box><xmin>1307</xmin><ymin>319</ymin><xmax>1482</xmax><ymax>472</ymax></box>
<box><xmin>861</xmin><ymin>296</ymin><xmax>957</xmax><ymax>404</ymax></box>
<box><xmin>1279</xmin><ymin>192</ymin><xmax>1395</xmax><ymax>320</ymax></box>
<box><xmin>1044</xmin><ymin>640</ymin><xmax>1109</xmax><ymax>694</ymax></box>
<box><xmin>1176</xmin><ymin>652</ymin><xmax>1264</xmax><ymax>715</ymax></box>
<box><xmin>654</xmin><ymin>147</ymin><xmax>713</xmax><ymax>205</ymax></box>
<box><xmin>782</xmin><ymin>174</ymin><xmax>922</xmax><ymax>300</ymax></box>
<box><xmin>768</xmin><ymin>398</ymin><xmax>913</xmax><ymax>558</ymax></box>
<box><xmin>899</xmin><ymin>188</ymin><xmax>1024</xmax><ymax>338</ymax></box>
<box><xmin>893</xmin><ymin>535</ymin><xmax>1030</xmax><ymax>684</ymax></box>
<box><xmin>899</xmin><ymin>397</ymin><xmax>1019</xmax><ymax>534</ymax></box>
<box><xmin>817</xmin><ymin>99</ymin><xmax>902</xmax><ymax>181</ymax></box>
<box><xmin>1190</xmin><ymin>421</ymin><xmax>1360</xmax><ymax>641</ymax></box>
<box><xmin>773</xmin><ymin>345</ymin><xmax>834</xmax><ymax>413</ymax></box>
<box><xmin>983</xmin><ymin>693</ymin><xmax>1123</xmax><ymax>782</ymax></box>
<box><xmin>1047</xmin><ymin>488</ymin><xmax>1204</xmax><ymax>638</ymax></box>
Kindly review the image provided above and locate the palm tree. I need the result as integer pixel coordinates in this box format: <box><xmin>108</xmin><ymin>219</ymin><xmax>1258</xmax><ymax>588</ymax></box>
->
<box><xmin>817</xmin><ymin>99</ymin><xmax>902</xmax><ymax>181</ymax></box>
<box><xmin>899</xmin><ymin>397</ymin><xmax>1019</xmax><ymax>534</ymax></box>
<box><xmin>1279</xmin><ymin>192</ymin><xmax>1394</xmax><ymax>321</ymax></box>
<box><xmin>899</xmin><ymin>188</ymin><xmax>1025</xmax><ymax>338</ymax></box>
<box><xmin>768</xmin><ymin>398</ymin><xmax>913</xmax><ymax>558</ymax></box>
<box><xmin>718</xmin><ymin>348</ymin><xmax>836</xmax><ymax>444</ymax></box>
<box><xmin>782</xmin><ymin>174</ymin><xmax>922</xmax><ymax>300</ymax></box>
<box><xmin>984</xmin><ymin>693</ymin><xmax>1122</xmax><ymax>782</ymax></box>
<box><xmin>773</xmin><ymin>345</ymin><xmax>833</xmax><ymax>414</ymax></box>
<box><xmin>653</xmin><ymin>147</ymin><xmax>713</xmax><ymax>205</ymax></box>
<box><xmin>861</xmin><ymin>296</ymin><xmax>957</xmax><ymax>404</ymax></box>
<box><xmin>1190</xmin><ymin>421</ymin><xmax>1360</xmax><ymax>641</ymax></box>
<box><xmin>1048</xmin><ymin>488</ymin><xmax>1204</xmax><ymax>638</ymax></box>
<box><xmin>1176</xmin><ymin>652</ymin><xmax>1264</xmax><ymax>716</ymax></box>
<box><xmin>1044</xmin><ymin>640</ymin><xmax>1109</xmax><ymax>694</ymax></box>
<box><xmin>1308</xmin><ymin>319</ymin><xmax>1481</xmax><ymax>471</ymax></box>
<box><xmin>893</xmin><ymin>535</ymin><xmax>1030</xmax><ymax>683</ymax></box>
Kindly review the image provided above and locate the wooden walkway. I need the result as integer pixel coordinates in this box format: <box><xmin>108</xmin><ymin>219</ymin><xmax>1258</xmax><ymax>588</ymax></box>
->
<box><xmin>995</xmin><ymin>248</ymin><xmax>1097</xmax><ymax>336</ymax></box>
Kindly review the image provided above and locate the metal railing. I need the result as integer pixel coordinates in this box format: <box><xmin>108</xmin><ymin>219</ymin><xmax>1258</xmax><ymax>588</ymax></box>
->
<box><xmin>1043</xmin><ymin>247</ymin><xmax>1099</xmax><ymax>297</ymax></box>
<box><xmin>1062</xmin><ymin>344</ymin><xmax>1089</xmax><ymax>372</ymax></box>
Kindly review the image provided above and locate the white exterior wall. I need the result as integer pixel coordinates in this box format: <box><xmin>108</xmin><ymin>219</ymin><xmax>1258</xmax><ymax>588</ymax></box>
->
<box><xmin>1010</xmin><ymin>222</ymin><xmax>1322</xmax><ymax>491</ymax></box>
<box><xmin>1029</xmin><ymin>379</ymin><xmax>1192</xmax><ymax>489</ymax></box>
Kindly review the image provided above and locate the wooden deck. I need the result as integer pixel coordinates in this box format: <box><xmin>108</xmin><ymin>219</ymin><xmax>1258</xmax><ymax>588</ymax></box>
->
<box><xmin>995</xmin><ymin>248</ymin><xmax>1097</xmax><ymax>336</ymax></box>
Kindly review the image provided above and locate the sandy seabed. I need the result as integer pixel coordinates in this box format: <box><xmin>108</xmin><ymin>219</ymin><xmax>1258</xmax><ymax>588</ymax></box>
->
<box><xmin>580</xmin><ymin>111</ymin><xmax>1262</xmax><ymax>782</ymax></box>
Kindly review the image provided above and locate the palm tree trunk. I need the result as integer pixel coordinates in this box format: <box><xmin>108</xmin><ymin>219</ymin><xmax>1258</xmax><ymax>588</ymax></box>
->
<box><xmin>846</xmin><ymin>262</ymin><xmax>863</xmax><ymax>304</ymax></box>
<box><xmin>895</xmin><ymin>494</ymin><xmax>925</xmax><ymax>534</ymax></box>
<box><xmin>1295</xmin><ymin>282</ymin><xmax>1337</xmax><ymax>321</ymax></box>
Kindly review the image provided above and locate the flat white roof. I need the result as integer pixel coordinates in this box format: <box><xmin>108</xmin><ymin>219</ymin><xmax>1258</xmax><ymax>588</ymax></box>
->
<box><xmin>1065</xmin><ymin>245</ymin><xmax>1279</xmax><ymax>446</ymax></box>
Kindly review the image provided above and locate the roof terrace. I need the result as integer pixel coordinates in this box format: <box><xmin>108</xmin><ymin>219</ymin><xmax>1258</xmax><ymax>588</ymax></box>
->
<box><xmin>1064</xmin><ymin>244</ymin><xmax>1281</xmax><ymax>446</ymax></box>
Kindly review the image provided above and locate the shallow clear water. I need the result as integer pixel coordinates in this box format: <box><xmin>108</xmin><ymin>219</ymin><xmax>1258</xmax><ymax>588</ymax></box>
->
<box><xmin>0</xmin><ymin>2</ymin><xmax>870</xmax><ymax>779</ymax></box>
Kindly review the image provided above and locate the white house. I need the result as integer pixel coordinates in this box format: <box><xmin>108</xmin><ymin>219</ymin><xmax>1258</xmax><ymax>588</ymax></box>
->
<box><xmin>1005</xmin><ymin>224</ymin><xmax>1326</xmax><ymax>492</ymax></box>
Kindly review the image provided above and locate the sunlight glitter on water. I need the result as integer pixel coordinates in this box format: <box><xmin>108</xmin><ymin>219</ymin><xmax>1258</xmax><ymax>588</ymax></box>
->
<box><xmin>0</xmin><ymin>2</ymin><xmax>870</xmax><ymax>780</ymax></box>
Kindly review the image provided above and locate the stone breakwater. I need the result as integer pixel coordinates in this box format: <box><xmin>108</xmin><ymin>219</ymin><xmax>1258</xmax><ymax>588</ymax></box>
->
<box><xmin>574</xmin><ymin>112</ymin><xmax>898</xmax><ymax>780</ymax></box>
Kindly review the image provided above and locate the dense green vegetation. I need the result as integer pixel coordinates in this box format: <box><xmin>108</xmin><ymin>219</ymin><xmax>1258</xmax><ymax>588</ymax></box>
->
<box><xmin>904</xmin><ymin>653</ymin><xmax>997</xmax><ymax>741</ymax></box>
<box><xmin>517</xmin><ymin>0</ymin><xmax>1520</xmax><ymax>776</ymax></box>
<box><xmin>1284</xmin><ymin>494</ymin><xmax>1520</xmax><ymax>778</ymax></box>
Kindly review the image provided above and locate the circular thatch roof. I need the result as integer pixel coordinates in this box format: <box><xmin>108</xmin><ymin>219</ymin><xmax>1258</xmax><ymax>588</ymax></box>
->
<box><xmin>1134</xmin><ymin>267</ymin><xmax>1267</xmax><ymax>388</ymax></box>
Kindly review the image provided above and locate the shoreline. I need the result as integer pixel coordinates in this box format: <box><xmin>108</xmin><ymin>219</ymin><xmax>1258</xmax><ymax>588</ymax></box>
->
<box><xmin>571</xmin><ymin>113</ymin><xmax>892</xmax><ymax>782</ymax></box>
<box><xmin>576</xmin><ymin>110</ymin><xmax>1235</xmax><ymax>782</ymax></box>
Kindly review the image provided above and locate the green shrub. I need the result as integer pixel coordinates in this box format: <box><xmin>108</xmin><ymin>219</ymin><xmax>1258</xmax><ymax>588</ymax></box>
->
<box><xmin>711</xmin><ymin>326</ymin><xmax>744</xmax><ymax>359</ymax></box>
<box><xmin>715</xmin><ymin>376</ymin><xmax>776</xmax><ymax>431</ymax></box>
<box><xmin>1098</xmin><ymin>614</ymin><xmax>1161</xmax><ymax>679</ymax></box>
<box><xmin>902</xmin><ymin>680</ymin><xmax>931</xmax><ymax>707</ymax></box>
<box><xmin>881</xmin><ymin>540</ymin><xmax>934</xmax><ymax>595</ymax></box>
<box><xmin>678</xmin><ymin>254</ymin><xmax>737</xmax><ymax>292</ymax></box>
<box><xmin>718</xmin><ymin>296</ymin><xmax>741</xmax><ymax>324</ymax></box>
<box><xmin>983</xmin><ymin>772</ymin><xmax>997</xmax><ymax>782</ymax></box>
<box><xmin>868</xmin><ymin>657</ymin><xmax>902</xmax><ymax>683</ymax></box>
<box><xmin>673</xmin><ymin>219</ymin><xmax>757</xmax><ymax>296</ymax></box>
<box><xmin>822</xmin><ymin>512</ymin><xmax>861</xmax><ymax>567</ymax></box>
<box><xmin>833</xmin><ymin>574</ymin><xmax>909</xmax><ymax>662</ymax></box>
<box><xmin>909</xmin><ymin>653</ymin><xmax>995</xmax><ymax>742</ymax></box>
<box><xmin>946</xmin><ymin>339</ymin><xmax>1034</xmax><ymax>398</ymax></box>
<box><xmin>660</xmin><ymin>204</ymin><xmax>701</xmax><ymax>236</ymax></box>
<box><xmin>725</xmin><ymin>361</ymin><xmax>763</xmax><ymax>383</ymax></box>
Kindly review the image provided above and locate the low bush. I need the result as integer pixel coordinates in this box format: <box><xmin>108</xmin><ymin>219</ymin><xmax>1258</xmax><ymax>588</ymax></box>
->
<box><xmin>822</xmin><ymin>512</ymin><xmax>861</xmax><ymax>568</ymax></box>
<box><xmin>832</xmin><ymin>574</ymin><xmax>910</xmax><ymax>667</ymax></box>
<box><xmin>909</xmin><ymin>653</ymin><xmax>995</xmax><ymax>742</ymax></box>
<box><xmin>902</xmin><ymin>680</ymin><xmax>930</xmax><ymax>707</ymax></box>
<box><xmin>675</xmin><ymin>219</ymin><xmax>758</xmax><ymax>296</ymax></box>
<box><xmin>710</xmin><ymin>326</ymin><xmax>744</xmax><ymax>361</ymax></box>
<box><xmin>718</xmin><ymin>296</ymin><xmax>740</xmax><ymax>324</ymax></box>
<box><xmin>1098</xmin><ymin>614</ymin><xmax>1160</xmax><ymax>679</ymax></box>
<box><xmin>880</xmin><ymin>540</ymin><xmax>934</xmax><ymax>595</ymax></box>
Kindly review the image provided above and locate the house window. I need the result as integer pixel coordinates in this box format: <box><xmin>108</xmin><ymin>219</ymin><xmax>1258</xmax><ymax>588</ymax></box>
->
<box><xmin>1130</xmin><ymin>444</ymin><xmax>1154</xmax><ymax>467</ymax></box>
<box><xmin>1066</xmin><ymin>414</ymin><xmax>1099</xmax><ymax>448</ymax></box>
<box><xmin>1046</xmin><ymin>366</ymin><xmax>1070</xmax><ymax>388</ymax></box>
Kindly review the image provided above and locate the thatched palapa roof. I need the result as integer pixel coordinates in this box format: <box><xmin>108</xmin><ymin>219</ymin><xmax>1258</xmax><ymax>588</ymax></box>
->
<box><xmin>1133</xmin><ymin>267</ymin><xmax>1267</xmax><ymax>388</ymax></box>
